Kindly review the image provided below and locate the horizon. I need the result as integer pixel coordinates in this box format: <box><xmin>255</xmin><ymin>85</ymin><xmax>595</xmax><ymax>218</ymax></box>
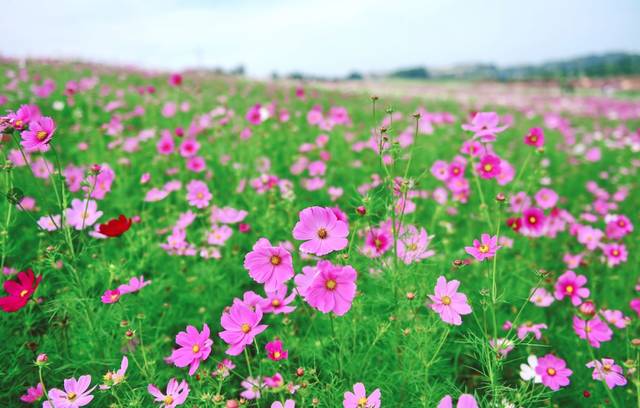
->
<box><xmin>2</xmin><ymin>0</ymin><xmax>640</xmax><ymax>78</ymax></box>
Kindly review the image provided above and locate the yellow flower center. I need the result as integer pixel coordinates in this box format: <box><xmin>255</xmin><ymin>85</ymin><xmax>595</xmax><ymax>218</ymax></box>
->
<box><xmin>483</xmin><ymin>164</ymin><xmax>493</xmax><ymax>172</ymax></box>
<box><xmin>273</xmin><ymin>351</ymin><xmax>281</xmax><ymax>359</ymax></box>
<box><xmin>317</xmin><ymin>227</ymin><xmax>328</xmax><ymax>239</ymax></box>
<box><xmin>585</xmin><ymin>325</ymin><xmax>592</xmax><ymax>333</ymax></box>
<box><xmin>565</xmin><ymin>285</ymin><xmax>574</xmax><ymax>294</ymax></box>
<box><xmin>441</xmin><ymin>295</ymin><xmax>452</xmax><ymax>305</ymax></box>
<box><xmin>270</xmin><ymin>255</ymin><xmax>281</xmax><ymax>265</ymax></box>
<box><xmin>408</xmin><ymin>243</ymin><xmax>417</xmax><ymax>251</ymax></box>
<box><xmin>36</xmin><ymin>130</ymin><xmax>48</xmax><ymax>141</ymax></box>
<box><xmin>358</xmin><ymin>397</ymin><xmax>368</xmax><ymax>406</ymax></box>
<box><xmin>325</xmin><ymin>279</ymin><xmax>337</xmax><ymax>290</ymax></box>
<box><xmin>192</xmin><ymin>344</ymin><xmax>200</xmax><ymax>353</ymax></box>
<box><xmin>15</xmin><ymin>119</ymin><xmax>23</xmax><ymax>127</ymax></box>
<box><xmin>110</xmin><ymin>294</ymin><xmax>119</xmax><ymax>301</ymax></box>
<box><xmin>241</xmin><ymin>323</ymin><xmax>251</xmax><ymax>333</ymax></box>
<box><xmin>603</xmin><ymin>364</ymin><xmax>611</xmax><ymax>372</ymax></box>
<box><xmin>19</xmin><ymin>289</ymin><xmax>28</xmax><ymax>297</ymax></box>
<box><xmin>478</xmin><ymin>244</ymin><xmax>489</xmax><ymax>253</ymax></box>
<box><xmin>530</xmin><ymin>135</ymin><xmax>537</xmax><ymax>142</ymax></box>
<box><xmin>196</xmin><ymin>192</ymin><xmax>203</xmax><ymax>199</ymax></box>
<box><xmin>271</xmin><ymin>299</ymin><xmax>281</xmax><ymax>307</ymax></box>
<box><xmin>611</xmin><ymin>249</ymin><xmax>619</xmax><ymax>256</ymax></box>
<box><xmin>618</xmin><ymin>220</ymin><xmax>625</xmax><ymax>227</ymax></box>
<box><xmin>374</xmin><ymin>238</ymin><xmax>382</xmax><ymax>249</ymax></box>
<box><xmin>528</xmin><ymin>216</ymin><xmax>537</xmax><ymax>224</ymax></box>
<box><xmin>67</xmin><ymin>392</ymin><xmax>77</xmax><ymax>401</ymax></box>
<box><xmin>546</xmin><ymin>368</ymin><xmax>556</xmax><ymax>376</ymax></box>
<box><xmin>164</xmin><ymin>395</ymin><xmax>174</xmax><ymax>405</ymax></box>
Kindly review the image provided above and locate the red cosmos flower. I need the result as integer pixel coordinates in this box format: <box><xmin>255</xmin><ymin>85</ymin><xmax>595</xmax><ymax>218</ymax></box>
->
<box><xmin>99</xmin><ymin>215</ymin><xmax>132</xmax><ymax>237</ymax></box>
<box><xmin>0</xmin><ymin>269</ymin><xmax>42</xmax><ymax>312</ymax></box>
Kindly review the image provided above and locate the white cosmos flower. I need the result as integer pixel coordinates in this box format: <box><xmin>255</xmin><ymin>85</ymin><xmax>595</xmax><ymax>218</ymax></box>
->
<box><xmin>519</xmin><ymin>355</ymin><xmax>542</xmax><ymax>383</ymax></box>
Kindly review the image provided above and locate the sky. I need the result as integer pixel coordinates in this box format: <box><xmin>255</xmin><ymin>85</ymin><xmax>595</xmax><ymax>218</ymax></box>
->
<box><xmin>2</xmin><ymin>0</ymin><xmax>640</xmax><ymax>77</ymax></box>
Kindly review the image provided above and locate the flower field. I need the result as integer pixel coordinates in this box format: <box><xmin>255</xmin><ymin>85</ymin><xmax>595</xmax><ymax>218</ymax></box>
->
<box><xmin>0</xmin><ymin>60</ymin><xmax>639</xmax><ymax>407</ymax></box>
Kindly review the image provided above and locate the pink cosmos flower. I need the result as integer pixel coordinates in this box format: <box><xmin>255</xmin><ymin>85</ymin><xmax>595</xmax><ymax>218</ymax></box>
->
<box><xmin>20</xmin><ymin>383</ymin><xmax>43</xmax><ymax>403</ymax></box>
<box><xmin>524</xmin><ymin>127</ymin><xmax>544</xmax><ymax>147</ymax></box>
<box><xmin>101</xmin><ymin>289</ymin><xmax>121</xmax><ymax>304</ymax></box>
<box><xmin>573</xmin><ymin>316</ymin><xmax>612</xmax><ymax>348</ymax></box>
<box><xmin>535</xmin><ymin>354</ymin><xmax>572</xmax><ymax>391</ymax></box>
<box><xmin>292</xmin><ymin>206</ymin><xmax>349</xmax><ymax>256</ymax></box>
<box><xmin>272</xmin><ymin>400</ymin><xmax>295</xmax><ymax>408</ymax></box>
<box><xmin>490</xmin><ymin>338</ymin><xmax>514</xmax><ymax>357</ymax></box>
<box><xmin>517</xmin><ymin>322</ymin><xmax>547</xmax><ymax>340</ymax></box>
<box><xmin>211</xmin><ymin>206</ymin><xmax>248</xmax><ymax>224</ymax></box>
<box><xmin>186</xmin><ymin>180</ymin><xmax>211</xmax><ymax>209</ymax></box>
<box><xmin>207</xmin><ymin>225</ymin><xmax>233</xmax><ymax>246</ymax></box>
<box><xmin>428</xmin><ymin>276</ymin><xmax>472</xmax><ymax>326</ymax></box>
<box><xmin>99</xmin><ymin>356</ymin><xmax>128</xmax><ymax>390</ymax></box>
<box><xmin>65</xmin><ymin>199</ymin><xmax>103</xmax><ymax>230</ymax></box>
<box><xmin>300</xmin><ymin>260</ymin><xmax>357</xmax><ymax>316</ymax></box>
<box><xmin>186</xmin><ymin>156</ymin><xmax>206</xmax><ymax>172</ymax></box>
<box><xmin>461</xmin><ymin>112</ymin><xmax>508</xmax><ymax>142</ymax></box>
<box><xmin>397</xmin><ymin>225</ymin><xmax>435</xmax><ymax>264</ymax></box>
<box><xmin>240</xmin><ymin>377</ymin><xmax>262</xmax><ymax>400</ymax></box>
<box><xmin>219</xmin><ymin>302</ymin><xmax>268</xmax><ymax>355</ymax></box>
<box><xmin>631</xmin><ymin>298</ymin><xmax>640</xmax><ymax>318</ymax></box>
<box><xmin>38</xmin><ymin>214</ymin><xmax>61</xmax><ymax>231</ymax></box>
<box><xmin>179</xmin><ymin>139</ymin><xmax>200</xmax><ymax>158</ymax></box>
<box><xmin>168</xmin><ymin>324</ymin><xmax>213</xmax><ymax>375</ymax></box>
<box><xmin>464</xmin><ymin>234</ymin><xmax>500</xmax><ymax>261</ymax></box>
<box><xmin>7</xmin><ymin>104</ymin><xmax>34</xmax><ymax>130</ymax></box>
<box><xmin>147</xmin><ymin>378</ymin><xmax>189</xmax><ymax>408</ymax></box>
<box><xmin>118</xmin><ymin>275</ymin><xmax>152</xmax><ymax>294</ymax></box>
<box><xmin>586</xmin><ymin>358</ymin><xmax>627</xmax><ymax>389</ymax></box>
<box><xmin>529</xmin><ymin>288</ymin><xmax>554</xmax><ymax>307</ymax></box>
<box><xmin>534</xmin><ymin>188</ymin><xmax>558</xmax><ymax>209</ymax></box>
<box><xmin>437</xmin><ymin>394</ymin><xmax>478</xmax><ymax>408</ymax></box>
<box><xmin>44</xmin><ymin>375</ymin><xmax>95</xmax><ymax>408</ymax></box>
<box><xmin>343</xmin><ymin>383</ymin><xmax>381</xmax><ymax>408</ymax></box>
<box><xmin>265</xmin><ymin>339</ymin><xmax>288</xmax><ymax>361</ymax></box>
<box><xmin>476</xmin><ymin>155</ymin><xmax>501</xmax><ymax>179</ymax></box>
<box><xmin>244</xmin><ymin>238</ymin><xmax>294</xmax><ymax>291</ymax></box>
<box><xmin>259</xmin><ymin>285</ymin><xmax>296</xmax><ymax>314</ymax></box>
<box><xmin>554</xmin><ymin>270</ymin><xmax>589</xmax><ymax>306</ymax></box>
<box><xmin>20</xmin><ymin>116</ymin><xmax>55</xmax><ymax>152</ymax></box>
<box><xmin>601</xmin><ymin>309</ymin><xmax>630</xmax><ymax>329</ymax></box>
<box><xmin>577</xmin><ymin>225</ymin><xmax>603</xmax><ymax>251</ymax></box>
<box><xmin>605</xmin><ymin>215</ymin><xmax>633</xmax><ymax>240</ymax></box>
<box><xmin>601</xmin><ymin>243</ymin><xmax>627</xmax><ymax>267</ymax></box>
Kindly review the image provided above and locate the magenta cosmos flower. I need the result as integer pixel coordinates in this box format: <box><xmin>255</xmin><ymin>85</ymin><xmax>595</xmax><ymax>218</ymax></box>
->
<box><xmin>572</xmin><ymin>316</ymin><xmax>612</xmax><ymax>348</ymax></box>
<box><xmin>298</xmin><ymin>260</ymin><xmax>357</xmax><ymax>316</ymax></box>
<box><xmin>554</xmin><ymin>270</ymin><xmax>589</xmax><ymax>306</ymax></box>
<box><xmin>464</xmin><ymin>233</ymin><xmax>500</xmax><ymax>261</ymax></box>
<box><xmin>169</xmin><ymin>324</ymin><xmax>213</xmax><ymax>375</ymax></box>
<box><xmin>44</xmin><ymin>375</ymin><xmax>95</xmax><ymax>408</ymax></box>
<box><xmin>476</xmin><ymin>155</ymin><xmax>501</xmax><ymax>179</ymax></box>
<box><xmin>148</xmin><ymin>378</ymin><xmax>189</xmax><ymax>408</ymax></box>
<box><xmin>219</xmin><ymin>301</ymin><xmax>268</xmax><ymax>355</ymax></box>
<box><xmin>265</xmin><ymin>339</ymin><xmax>288</xmax><ymax>361</ymax></box>
<box><xmin>20</xmin><ymin>116</ymin><xmax>55</xmax><ymax>152</ymax></box>
<box><xmin>524</xmin><ymin>127</ymin><xmax>544</xmax><ymax>147</ymax></box>
<box><xmin>586</xmin><ymin>358</ymin><xmax>627</xmax><ymax>389</ymax></box>
<box><xmin>243</xmin><ymin>238</ymin><xmax>294</xmax><ymax>291</ymax></box>
<box><xmin>437</xmin><ymin>394</ymin><xmax>478</xmax><ymax>408</ymax></box>
<box><xmin>428</xmin><ymin>276</ymin><xmax>472</xmax><ymax>326</ymax></box>
<box><xmin>292</xmin><ymin>206</ymin><xmax>348</xmax><ymax>256</ymax></box>
<box><xmin>20</xmin><ymin>383</ymin><xmax>43</xmax><ymax>403</ymax></box>
<box><xmin>535</xmin><ymin>354</ymin><xmax>572</xmax><ymax>391</ymax></box>
<box><xmin>343</xmin><ymin>383</ymin><xmax>381</xmax><ymax>408</ymax></box>
<box><xmin>101</xmin><ymin>289</ymin><xmax>121</xmax><ymax>304</ymax></box>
